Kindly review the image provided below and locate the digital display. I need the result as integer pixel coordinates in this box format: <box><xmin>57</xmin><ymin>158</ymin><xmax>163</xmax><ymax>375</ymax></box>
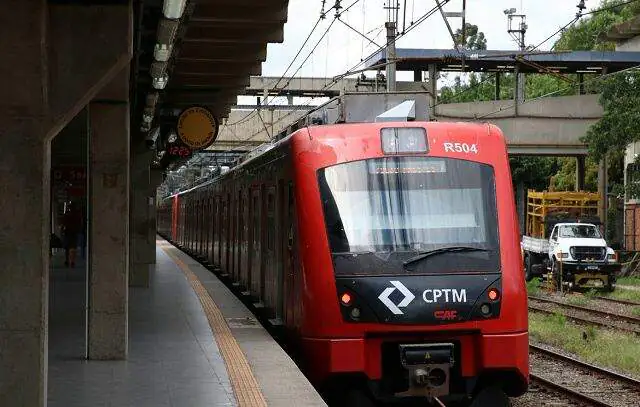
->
<box><xmin>381</xmin><ymin>127</ymin><xmax>428</xmax><ymax>154</ymax></box>
<box><xmin>372</xmin><ymin>159</ymin><xmax>446</xmax><ymax>174</ymax></box>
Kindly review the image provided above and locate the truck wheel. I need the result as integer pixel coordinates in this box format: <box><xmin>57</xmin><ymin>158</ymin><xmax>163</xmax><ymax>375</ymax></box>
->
<box><xmin>524</xmin><ymin>254</ymin><xmax>533</xmax><ymax>282</ymax></box>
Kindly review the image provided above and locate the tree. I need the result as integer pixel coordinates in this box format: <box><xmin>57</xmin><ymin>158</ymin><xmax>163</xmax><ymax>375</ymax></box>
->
<box><xmin>555</xmin><ymin>0</ymin><xmax>640</xmax><ymax>51</ymax></box>
<box><xmin>454</xmin><ymin>23</ymin><xmax>487</xmax><ymax>51</ymax></box>
<box><xmin>509</xmin><ymin>156</ymin><xmax>559</xmax><ymax>191</ymax></box>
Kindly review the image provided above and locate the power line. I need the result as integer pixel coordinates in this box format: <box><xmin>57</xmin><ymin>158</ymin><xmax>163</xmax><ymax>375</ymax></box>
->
<box><xmin>432</xmin><ymin>1</ymin><xmax>598</xmax><ymax>108</ymax></box>
<box><xmin>226</xmin><ymin>0</ymin><xmax>361</xmax><ymax>127</ymax></box>
<box><xmin>338</xmin><ymin>16</ymin><xmax>381</xmax><ymax>48</ymax></box>
<box><xmin>226</xmin><ymin>1</ymin><xmax>452</xmax><ymax>142</ymax></box>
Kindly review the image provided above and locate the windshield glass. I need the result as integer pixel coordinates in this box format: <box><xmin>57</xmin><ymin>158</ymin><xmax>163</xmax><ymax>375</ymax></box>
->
<box><xmin>559</xmin><ymin>225</ymin><xmax>601</xmax><ymax>239</ymax></box>
<box><xmin>318</xmin><ymin>156</ymin><xmax>500</xmax><ymax>274</ymax></box>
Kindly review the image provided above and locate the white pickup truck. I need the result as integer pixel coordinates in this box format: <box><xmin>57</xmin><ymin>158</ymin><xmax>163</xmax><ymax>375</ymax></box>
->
<box><xmin>522</xmin><ymin>222</ymin><xmax>618</xmax><ymax>291</ymax></box>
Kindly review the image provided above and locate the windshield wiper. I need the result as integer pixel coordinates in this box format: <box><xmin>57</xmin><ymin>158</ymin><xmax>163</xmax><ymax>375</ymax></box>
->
<box><xmin>403</xmin><ymin>246</ymin><xmax>491</xmax><ymax>268</ymax></box>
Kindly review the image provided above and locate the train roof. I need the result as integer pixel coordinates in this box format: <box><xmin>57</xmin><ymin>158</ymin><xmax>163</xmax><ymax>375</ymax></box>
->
<box><xmin>165</xmin><ymin>120</ymin><xmax>502</xmax><ymax>200</ymax></box>
<box><xmin>165</xmin><ymin>92</ymin><xmax>501</xmax><ymax>199</ymax></box>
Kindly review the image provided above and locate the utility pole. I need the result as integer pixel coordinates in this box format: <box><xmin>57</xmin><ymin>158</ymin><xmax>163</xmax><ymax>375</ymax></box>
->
<box><xmin>384</xmin><ymin>1</ymin><xmax>400</xmax><ymax>91</ymax></box>
<box><xmin>385</xmin><ymin>21</ymin><xmax>397</xmax><ymax>91</ymax></box>
<box><xmin>504</xmin><ymin>8</ymin><xmax>527</xmax><ymax>104</ymax></box>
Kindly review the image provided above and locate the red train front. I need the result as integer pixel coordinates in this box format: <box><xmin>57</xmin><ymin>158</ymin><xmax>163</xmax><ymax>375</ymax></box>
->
<box><xmin>290</xmin><ymin>122</ymin><xmax>528</xmax><ymax>405</ymax></box>
<box><xmin>158</xmin><ymin>119</ymin><xmax>529</xmax><ymax>406</ymax></box>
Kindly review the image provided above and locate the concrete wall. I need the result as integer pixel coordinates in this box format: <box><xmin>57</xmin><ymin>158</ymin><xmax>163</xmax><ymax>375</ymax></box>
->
<box><xmin>216</xmin><ymin>93</ymin><xmax>603</xmax><ymax>155</ymax></box>
<box><xmin>617</xmin><ymin>36</ymin><xmax>640</xmax><ymax>51</ymax></box>
<box><xmin>434</xmin><ymin>94</ymin><xmax>602</xmax><ymax>155</ymax></box>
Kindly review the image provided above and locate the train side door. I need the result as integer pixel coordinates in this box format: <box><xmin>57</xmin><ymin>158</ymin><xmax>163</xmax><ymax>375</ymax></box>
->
<box><xmin>265</xmin><ymin>187</ymin><xmax>276</xmax><ymax>316</ymax></box>
<box><xmin>284</xmin><ymin>182</ymin><xmax>296</xmax><ymax>327</ymax></box>
<box><xmin>250</xmin><ymin>188</ymin><xmax>262</xmax><ymax>298</ymax></box>
<box><xmin>235</xmin><ymin>189</ymin><xmax>243</xmax><ymax>282</ymax></box>
<box><xmin>242</xmin><ymin>188</ymin><xmax>251</xmax><ymax>290</ymax></box>
<box><xmin>213</xmin><ymin>195</ymin><xmax>220</xmax><ymax>267</ymax></box>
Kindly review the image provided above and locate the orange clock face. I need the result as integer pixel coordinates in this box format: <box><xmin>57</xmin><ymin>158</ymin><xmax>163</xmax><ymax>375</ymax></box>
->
<box><xmin>177</xmin><ymin>107</ymin><xmax>218</xmax><ymax>149</ymax></box>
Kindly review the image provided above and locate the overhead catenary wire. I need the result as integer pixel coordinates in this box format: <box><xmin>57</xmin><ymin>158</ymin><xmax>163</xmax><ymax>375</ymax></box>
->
<box><xmin>431</xmin><ymin>0</ymin><xmax>633</xmax><ymax>109</ymax></box>
<box><xmin>226</xmin><ymin>0</ymin><xmax>453</xmax><ymax>142</ymax></box>
<box><xmin>226</xmin><ymin>0</ymin><xmax>362</xmax><ymax>127</ymax></box>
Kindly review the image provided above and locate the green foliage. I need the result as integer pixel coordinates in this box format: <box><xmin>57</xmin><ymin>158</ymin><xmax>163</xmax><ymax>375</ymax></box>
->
<box><xmin>453</xmin><ymin>23</ymin><xmax>487</xmax><ymax>51</ymax></box>
<box><xmin>529</xmin><ymin>312</ymin><xmax>640</xmax><ymax>376</ymax></box>
<box><xmin>566</xmin><ymin>295</ymin><xmax>590</xmax><ymax>306</ymax></box>
<box><xmin>439</xmin><ymin>1</ymin><xmax>640</xmax><ymax>197</ymax></box>
<box><xmin>549</xmin><ymin>157</ymin><xmax>599</xmax><ymax>192</ymax></box>
<box><xmin>509</xmin><ymin>156</ymin><xmax>558</xmax><ymax>191</ymax></box>
<box><xmin>555</xmin><ymin>0</ymin><xmax>640</xmax><ymax>51</ymax></box>
<box><xmin>526</xmin><ymin>278</ymin><xmax>541</xmax><ymax>295</ymax></box>
<box><xmin>583</xmin><ymin>70</ymin><xmax>640</xmax><ymax>162</ymax></box>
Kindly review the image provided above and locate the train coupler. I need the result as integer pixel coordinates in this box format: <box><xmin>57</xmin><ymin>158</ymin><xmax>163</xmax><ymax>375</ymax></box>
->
<box><xmin>395</xmin><ymin>343</ymin><xmax>454</xmax><ymax>398</ymax></box>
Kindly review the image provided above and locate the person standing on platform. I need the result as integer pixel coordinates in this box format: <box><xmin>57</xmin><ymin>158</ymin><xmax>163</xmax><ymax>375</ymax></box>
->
<box><xmin>62</xmin><ymin>202</ymin><xmax>83</xmax><ymax>268</ymax></box>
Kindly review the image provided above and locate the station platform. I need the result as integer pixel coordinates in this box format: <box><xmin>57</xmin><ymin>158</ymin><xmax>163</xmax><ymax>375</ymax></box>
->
<box><xmin>47</xmin><ymin>238</ymin><xmax>326</xmax><ymax>407</ymax></box>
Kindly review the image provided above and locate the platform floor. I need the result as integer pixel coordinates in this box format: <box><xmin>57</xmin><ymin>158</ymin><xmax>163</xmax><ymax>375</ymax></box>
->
<box><xmin>47</xmin><ymin>239</ymin><xmax>325</xmax><ymax>407</ymax></box>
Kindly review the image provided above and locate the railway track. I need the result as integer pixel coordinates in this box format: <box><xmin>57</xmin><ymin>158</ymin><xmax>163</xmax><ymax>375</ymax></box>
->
<box><xmin>528</xmin><ymin>344</ymin><xmax>640</xmax><ymax>407</ymax></box>
<box><xmin>528</xmin><ymin>296</ymin><xmax>640</xmax><ymax>335</ymax></box>
<box><xmin>595</xmin><ymin>296</ymin><xmax>640</xmax><ymax>306</ymax></box>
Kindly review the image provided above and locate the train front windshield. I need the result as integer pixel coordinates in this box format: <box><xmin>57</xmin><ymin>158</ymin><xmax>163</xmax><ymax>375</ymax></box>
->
<box><xmin>318</xmin><ymin>156</ymin><xmax>500</xmax><ymax>274</ymax></box>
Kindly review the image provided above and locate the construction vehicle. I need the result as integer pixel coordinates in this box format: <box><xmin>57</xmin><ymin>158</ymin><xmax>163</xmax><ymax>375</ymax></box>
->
<box><xmin>521</xmin><ymin>190</ymin><xmax>619</xmax><ymax>291</ymax></box>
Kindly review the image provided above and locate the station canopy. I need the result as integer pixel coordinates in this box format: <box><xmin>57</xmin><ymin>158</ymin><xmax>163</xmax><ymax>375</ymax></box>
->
<box><xmin>363</xmin><ymin>48</ymin><xmax>640</xmax><ymax>75</ymax></box>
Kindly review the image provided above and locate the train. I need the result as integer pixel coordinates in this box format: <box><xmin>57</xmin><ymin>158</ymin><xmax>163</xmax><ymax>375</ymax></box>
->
<box><xmin>157</xmin><ymin>111</ymin><xmax>529</xmax><ymax>406</ymax></box>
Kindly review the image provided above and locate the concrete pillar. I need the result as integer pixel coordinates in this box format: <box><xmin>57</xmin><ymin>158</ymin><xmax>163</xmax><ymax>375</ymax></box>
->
<box><xmin>1</xmin><ymin>1</ymin><xmax>132</xmax><ymax>404</ymax></box>
<box><xmin>413</xmin><ymin>70</ymin><xmax>422</xmax><ymax>82</ymax></box>
<box><xmin>514</xmin><ymin>65</ymin><xmax>524</xmax><ymax>115</ymax></box>
<box><xmin>576</xmin><ymin>156</ymin><xmax>586</xmax><ymax>191</ymax></box>
<box><xmin>495</xmin><ymin>73</ymin><xmax>501</xmax><ymax>100</ymax></box>
<box><xmin>598</xmin><ymin>157</ymin><xmax>608</xmax><ymax>234</ymax></box>
<box><xmin>0</xmin><ymin>129</ymin><xmax>50</xmax><ymax>407</ymax></box>
<box><xmin>87</xmin><ymin>94</ymin><xmax>130</xmax><ymax>359</ymax></box>
<box><xmin>130</xmin><ymin>150</ymin><xmax>154</xmax><ymax>287</ymax></box>
<box><xmin>578</xmin><ymin>73</ymin><xmax>585</xmax><ymax>95</ymax></box>
<box><xmin>0</xmin><ymin>3</ymin><xmax>49</xmax><ymax>406</ymax></box>
<box><xmin>428</xmin><ymin>64</ymin><xmax>438</xmax><ymax>116</ymax></box>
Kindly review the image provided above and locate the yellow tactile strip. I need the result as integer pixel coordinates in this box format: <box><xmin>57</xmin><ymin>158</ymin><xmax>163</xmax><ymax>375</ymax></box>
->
<box><xmin>160</xmin><ymin>243</ymin><xmax>268</xmax><ymax>407</ymax></box>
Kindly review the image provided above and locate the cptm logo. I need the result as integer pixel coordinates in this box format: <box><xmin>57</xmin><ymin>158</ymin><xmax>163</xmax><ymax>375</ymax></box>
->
<box><xmin>378</xmin><ymin>281</ymin><xmax>415</xmax><ymax>315</ymax></box>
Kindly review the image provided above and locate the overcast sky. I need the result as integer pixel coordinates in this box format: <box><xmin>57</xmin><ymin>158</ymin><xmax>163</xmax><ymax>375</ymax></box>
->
<box><xmin>261</xmin><ymin>0</ymin><xmax>590</xmax><ymax>76</ymax></box>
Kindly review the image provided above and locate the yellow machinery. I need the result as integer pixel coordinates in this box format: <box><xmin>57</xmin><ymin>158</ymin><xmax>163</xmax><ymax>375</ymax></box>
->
<box><xmin>522</xmin><ymin>190</ymin><xmax>617</xmax><ymax>291</ymax></box>
<box><xmin>526</xmin><ymin>190</ymin><xmax>600</xmax><ymax>239</ymax></box>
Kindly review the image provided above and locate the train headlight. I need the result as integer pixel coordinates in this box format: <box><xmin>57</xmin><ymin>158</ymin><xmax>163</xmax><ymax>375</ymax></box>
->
<box><xmin>381</xmin><ymin>127</ymin><xmax>428</xmax><ymax>154</ymax></box>
<box><xmin>488</xmin><ymin>288</ymin><xmax>500</xmax><ymax>301</ymax></box>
